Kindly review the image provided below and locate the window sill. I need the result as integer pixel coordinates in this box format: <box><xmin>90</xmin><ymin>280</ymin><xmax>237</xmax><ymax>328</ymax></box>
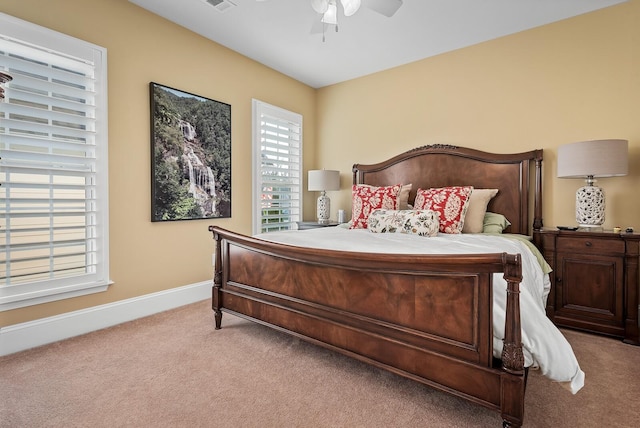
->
<box><xmin>0</xmin><ymin>280</ymin><xmax>113</xmax><ymax>312</ymax></box>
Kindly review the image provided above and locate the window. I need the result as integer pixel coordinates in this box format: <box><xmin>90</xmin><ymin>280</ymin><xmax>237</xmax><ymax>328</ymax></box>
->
<box><xmin>0</xmin><ymin>13</ymin><xmax>110</xmax><ymax>311</ymax></box>
<box><xmin>252</xmin><ymin>100</ymin><xmax>302</xmax><ymax>235</ymax></box>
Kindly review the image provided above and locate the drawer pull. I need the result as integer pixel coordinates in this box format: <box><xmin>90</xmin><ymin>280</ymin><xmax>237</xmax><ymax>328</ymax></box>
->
<box><xmin>585</xmin><ymin>241</ymin><xmax>592</xmax><ymax>247</ymax></box>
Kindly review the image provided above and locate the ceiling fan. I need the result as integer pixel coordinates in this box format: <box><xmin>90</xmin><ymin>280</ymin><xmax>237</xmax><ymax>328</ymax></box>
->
<box><xmin>256</xmin><ymin>0</ymin><xmax>403</xmax><ymax>37</ymax></box>
<box><xmin>312</xmin><ymin>0</ymin><xmax>403</xmax><ymax>20</ymax></box>
<box><xmin>309</xmin><ymin>0</ymin><xmax>403</xmax><ymax>40</ymax></box>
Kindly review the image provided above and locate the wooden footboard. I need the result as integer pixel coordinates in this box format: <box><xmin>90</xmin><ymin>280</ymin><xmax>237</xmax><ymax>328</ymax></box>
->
<box><xmin>209</xmin><ymin>226</ymin><xmax>526</xmax><ymax>427</ymax></box>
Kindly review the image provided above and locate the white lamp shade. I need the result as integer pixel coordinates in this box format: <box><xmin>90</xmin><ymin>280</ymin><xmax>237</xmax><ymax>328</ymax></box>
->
<box><xmin>308</xmin><ymin>169</ymin><xmax>340</xmax><ymax>191</ymax></box>
<box><xmin>557</xmin><ymin>139</ymin><xmax>628</xmax><ymax>178</ymax></box>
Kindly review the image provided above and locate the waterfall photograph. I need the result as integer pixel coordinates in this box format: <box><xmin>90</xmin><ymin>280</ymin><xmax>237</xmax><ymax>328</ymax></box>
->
<box><xmin>150</xmin><ymin>82</ymin><xmax>231</xmax><ymax>221</ymax></box>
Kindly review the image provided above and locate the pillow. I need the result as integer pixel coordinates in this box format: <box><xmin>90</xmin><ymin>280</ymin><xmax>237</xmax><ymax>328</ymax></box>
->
<box><xmin>414</xmin><ymin>186</ymin><xmax>473</xmax><ymax>234</ymax></box>
<box><xmin>483</xmin><ymin>212</ymin><xmax>511</xmax><ymax>233</ymax></box>
<box><xmin>462</xmin><ymin>189</ymin><xmax>499</xmax><ymax>233</ymax></box>
<box><xmin>350</xmin><ymin>184</ymin><xmax>402</xmax><ymax>229</ymax></box>
<box><xmin>398</xmin><ymin>183</ymin><xmax>412</xmax><ymax>210</ymax></box>
<box><xmin>367</xmin><ymin>209</ymin><xmax>439</xmax><ymax>237</ymax></box>
<box><xmin>356</xmin><ymin>183</ymin><xmax>412</xmax><ymax>209</ymax></box>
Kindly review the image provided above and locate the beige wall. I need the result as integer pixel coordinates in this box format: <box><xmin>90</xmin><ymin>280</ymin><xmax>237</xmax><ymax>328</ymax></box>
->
<box><xmin>0</xmin><ymin>0</ymin><xmax>317</xmax><ymax>326</ymax></box>
<box><xmin>2</xmin><ymin>0</ymin><xmax>639</xmax><ymax>326</ymax></box>
<box><xmin>317</xmin><ymin>1</ymin><xmax>640</xmax><ymax>233</ymax></box>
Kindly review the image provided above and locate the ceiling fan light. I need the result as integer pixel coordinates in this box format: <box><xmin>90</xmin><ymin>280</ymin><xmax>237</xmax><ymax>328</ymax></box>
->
<box><xmin>311</xmin><ymin>0</ymin><xmax>329</xmax><ymax>14</ymax></box>
<box><xmin>340</xmin><ymin>0</ymin><xmax>361</xmax><ymax>16</ymax></box>
<box><xmin>321</xmin><ymin>2</ymin><xmax>338</xmax><ymax>25</ymax></box>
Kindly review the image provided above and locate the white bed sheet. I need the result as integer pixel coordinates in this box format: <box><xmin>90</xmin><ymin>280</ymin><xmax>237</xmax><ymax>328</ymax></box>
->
<box><xmin>255</xmin><ymin>227</ymin><xmax>585</xmax><ymax>394</ymax></box>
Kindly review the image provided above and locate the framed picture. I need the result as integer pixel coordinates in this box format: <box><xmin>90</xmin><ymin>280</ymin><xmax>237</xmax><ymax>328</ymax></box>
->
<box><xmin>150</xmin><ymin>82</ymin><xmax>231</xmax><ymax>221</ymax></box>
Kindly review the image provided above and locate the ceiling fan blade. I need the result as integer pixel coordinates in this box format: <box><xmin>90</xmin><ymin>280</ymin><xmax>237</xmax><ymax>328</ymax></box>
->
<box><xmin>340</xmin><ymin>0</ymin><xmax>361</xmax><ymax>17</ymax></box>
<box><xmin>363</xmin><ymin>0</ymin><xmax>403</xmax><ymax>17</ymax></box>
<box><xmin>311</xmin><ymin>0</ymin><xmax>329</xmax><ymax>14</ymax></box>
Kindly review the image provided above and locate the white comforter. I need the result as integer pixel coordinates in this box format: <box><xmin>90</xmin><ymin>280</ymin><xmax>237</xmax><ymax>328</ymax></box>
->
<box><xmin>255</xmin><ymin>227</ymin><xmax>585</xmax><ymax>394</ymax></box>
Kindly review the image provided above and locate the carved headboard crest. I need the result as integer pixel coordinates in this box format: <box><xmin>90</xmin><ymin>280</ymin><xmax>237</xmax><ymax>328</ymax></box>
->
<box><xmin>411</xmin><ymin>144</ymin><xmax>459</xmax><ymax>151</ymax></box>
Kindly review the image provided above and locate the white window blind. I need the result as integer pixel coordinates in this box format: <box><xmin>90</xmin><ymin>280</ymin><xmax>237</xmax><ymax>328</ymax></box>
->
<box><xmin>0</xmin><ymin>12</ymin><xmax>110</xmax><ymax>311</ymax></box>
<box><xmin>252</xmin><ymin>100</ymin><xmax>302</xmax><ymax>234</ymax></box>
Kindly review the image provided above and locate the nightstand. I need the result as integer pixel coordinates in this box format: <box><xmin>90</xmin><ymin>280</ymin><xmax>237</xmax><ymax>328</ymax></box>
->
<box><xmin>534</xmin><ymin>228</ymin><xmax>639</xmax><ymax>345</ymax></box>
<box><xmin>296</xmin><ymin>221</ymin><xmax>340</xmax><ymax>230</ymax></box>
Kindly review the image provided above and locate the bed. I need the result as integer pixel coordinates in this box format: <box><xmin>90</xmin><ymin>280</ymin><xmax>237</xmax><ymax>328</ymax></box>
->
<box><xmin>208</xmin><ymin>145</ymin><xmax>583</xmax><ymax>427</ymax></box>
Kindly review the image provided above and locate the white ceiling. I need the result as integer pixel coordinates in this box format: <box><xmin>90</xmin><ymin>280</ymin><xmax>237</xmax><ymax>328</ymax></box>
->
<box><xmin>129</xmin><ymin>0</ymin><xmax>626</xmax><ymax>88</ymax></box>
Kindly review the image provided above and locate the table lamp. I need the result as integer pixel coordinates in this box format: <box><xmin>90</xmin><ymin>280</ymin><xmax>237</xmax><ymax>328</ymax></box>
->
<box><xmin>557</xmin><ymin>139</ymin><xmax>628</xmax><ymax>228</ymax></box>
<box><xmin>308</xmin><ymin>169</ymin><xmax>340</xmax><ymax>224</ymax></box>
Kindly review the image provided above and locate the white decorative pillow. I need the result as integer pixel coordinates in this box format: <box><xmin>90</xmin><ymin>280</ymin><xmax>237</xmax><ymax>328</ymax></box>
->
<box><xmin>367</xmin><ymin>209</ymin><xmax>440</xmax><ymax>237</ymax></box>
<box><xmin>462</xmin><ymin>189</ymin><xmax>499</xmax><ymax>233</ymax></box>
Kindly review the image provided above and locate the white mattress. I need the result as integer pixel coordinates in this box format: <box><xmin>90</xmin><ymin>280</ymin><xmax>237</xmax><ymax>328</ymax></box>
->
<box><xmin>255</xmin><ymin>227</ymin><xmax>585</xmax><ymax>394</ymax></box>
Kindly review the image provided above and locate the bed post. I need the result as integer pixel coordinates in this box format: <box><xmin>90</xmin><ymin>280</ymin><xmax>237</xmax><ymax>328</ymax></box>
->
<box><xmin>533</xmin><ymin>151</ymin><xmax>543</xmax><ymax>231</ymax></box>
<box><xmin>500</xmin><ymin>253</ymin><xmax>525</xmax><ymax>428</ymax></box>
<box><xmin>501</xmin><ymin>253</ymin><xmax>524</xmax><ymax>374</ymax></box>
<box><xmin>209</xmin><ymin>225</ymin><xmax>223</xmax><ymax>329</ymax></box>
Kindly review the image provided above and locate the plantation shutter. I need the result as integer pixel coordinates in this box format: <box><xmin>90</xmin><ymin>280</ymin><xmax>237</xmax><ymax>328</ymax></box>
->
<box><xmin>252</xmin><ymin>100</ymin><xmax>302</xmax><ymax>234</ymax></box>
<box><xmin>0</xmin><ymin>13</ymin><xmax>110</xmax><ymax>310</ymax></box>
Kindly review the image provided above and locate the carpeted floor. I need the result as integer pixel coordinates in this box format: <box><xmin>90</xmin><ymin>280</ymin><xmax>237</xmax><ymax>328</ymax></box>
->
<box><xmin>1</xmin><ymin>299</ymin><xmax>639</xmax><ymax>427</ymax></box>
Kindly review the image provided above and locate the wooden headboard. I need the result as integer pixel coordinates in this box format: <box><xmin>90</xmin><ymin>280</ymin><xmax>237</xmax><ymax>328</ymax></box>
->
<box><xmin>352</xmin><ymin>144</ymin><xmax>543</xmax><ymax>236</ymax></box>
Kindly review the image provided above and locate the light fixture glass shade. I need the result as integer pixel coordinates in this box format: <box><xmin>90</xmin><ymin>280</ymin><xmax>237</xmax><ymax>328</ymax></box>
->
<box><xmin>340</xmin><ymin>0</ymin><xmax>361</xmax><ymax>16</ymax></box>
<box><xmin>321</xmin><ymin>2</ymin><xmax>338</xmax><ymax>25</ymax></box>
<box><xmin>308</xmin><ymin>170</ymin><xmax>340</xmax><ymax>223</ymax></box>
<box><xmin>557</xmin><ymin>139</ymin><xmax>628</xmax><ymax>227</ymax></box>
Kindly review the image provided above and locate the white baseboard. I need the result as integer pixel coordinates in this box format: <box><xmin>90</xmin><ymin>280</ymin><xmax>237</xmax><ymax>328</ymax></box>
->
<box><xmin>0</xmin><ymin>281</ymin><xmax>211</xmax><ymax>357</ymax></box>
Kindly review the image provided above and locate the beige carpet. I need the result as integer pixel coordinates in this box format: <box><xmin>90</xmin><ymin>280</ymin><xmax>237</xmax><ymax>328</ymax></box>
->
<box><xmin>1</xmin><ymin>299</ymin><xmax>639</xmax><ymax>428</ymax></box>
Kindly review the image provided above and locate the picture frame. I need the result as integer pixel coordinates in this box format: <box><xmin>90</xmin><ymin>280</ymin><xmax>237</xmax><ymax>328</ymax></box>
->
<box><xmin>150</xmin><ymin>82</ymin><xmax>231</xmax><ymax>222</ymax></box>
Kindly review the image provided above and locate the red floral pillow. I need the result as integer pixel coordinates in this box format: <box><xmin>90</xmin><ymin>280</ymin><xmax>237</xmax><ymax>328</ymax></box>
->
<box><xmin>414</xmin><ymin>186</ymin><xmax>473</xmax><ymax>234</ymax></box>
<box><xmin>350</xmin><ymin>184</ymin><xmax>402</xmax><ymax>229</ymax></box>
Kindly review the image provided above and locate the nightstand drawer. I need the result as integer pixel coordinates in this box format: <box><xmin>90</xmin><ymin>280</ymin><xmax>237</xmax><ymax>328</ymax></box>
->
<box><xmin>557</xmin><ymin>236</ymin><xmax>624</xmax><ymax>255</ymax></box>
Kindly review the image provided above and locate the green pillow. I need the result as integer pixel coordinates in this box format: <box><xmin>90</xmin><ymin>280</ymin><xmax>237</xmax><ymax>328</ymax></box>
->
<box><xmin>483</xmin><ymin>212</ymin><xmax>511</xmax><ymax>233</ymax></box>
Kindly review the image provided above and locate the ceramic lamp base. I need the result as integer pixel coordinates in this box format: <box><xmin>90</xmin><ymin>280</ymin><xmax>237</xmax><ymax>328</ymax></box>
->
<box><xmin>316</xmin><ymin>192</ymin><xmax>331</xmax><ymax>224</ymax></box>
<box><xmin>576</xmin><ymin>184</ymin><xmax>605</xmax><ymax>227</ymax></box>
